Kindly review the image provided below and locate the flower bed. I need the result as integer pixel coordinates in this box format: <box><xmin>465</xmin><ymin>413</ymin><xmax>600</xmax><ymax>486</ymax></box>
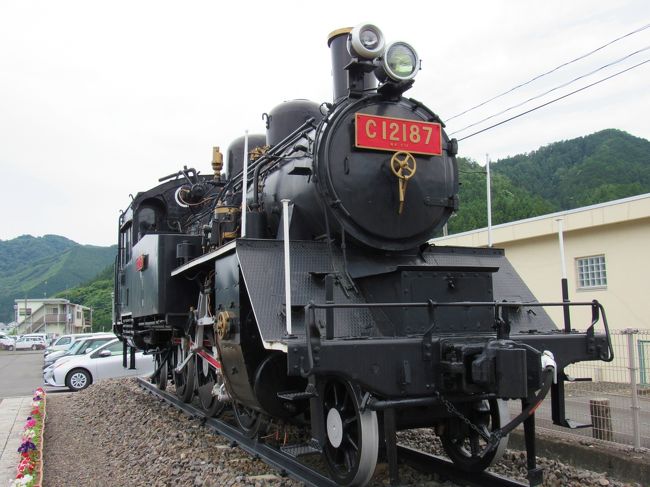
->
<box><xmin>10</xmin><ymin>388</ymin><xmax>46</xmax><ymax>487</ymax></box>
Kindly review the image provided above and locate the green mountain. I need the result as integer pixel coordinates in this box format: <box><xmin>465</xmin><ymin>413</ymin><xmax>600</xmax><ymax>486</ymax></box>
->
<box><xmin>447</xmin><ymin>157</ymin><xmax>555</xmax><ymax>233</ymax></box>
<box><xmin>55</xmin><ymin>265</ymin><xmax>114</xmax><ymax>332</ymax></box>
<box><xmin>492</xmin><ymin>129</ymin><xmax>650</xmax><ymax>209</ymax></box>
<box><xmin>448</xmin><ymin>129</ymin><xmax>650</xmax><ymax>234</ymax></box>
<box><xmin>0</xmin><ymin>235</ymin><xmax>116</xmax><ymax>322</ymax></box>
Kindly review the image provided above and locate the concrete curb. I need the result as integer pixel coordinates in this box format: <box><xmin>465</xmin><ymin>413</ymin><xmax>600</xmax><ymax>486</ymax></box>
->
<box><xmin>509</xmin><ymin>430</ymin><xmax>649</xmax><ymax>485</ymax></box>
<box><xmin>0</xmin><ymin>396</ymin><xmax>33</xmax><ymax>485</ymax></box>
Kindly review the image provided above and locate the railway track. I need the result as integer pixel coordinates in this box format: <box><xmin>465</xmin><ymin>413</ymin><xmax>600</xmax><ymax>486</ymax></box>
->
<box><xmin>136</xmin><ymin>378</ymin><xmax>529</xmax><ymax>487</ymax></box>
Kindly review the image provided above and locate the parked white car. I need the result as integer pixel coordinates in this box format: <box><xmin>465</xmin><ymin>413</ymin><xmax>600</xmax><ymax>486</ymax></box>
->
<box><xmin>45</xmin><ymin>338</ymin><xmax>154</xmax><ymax>391</ymax></box>
<box><xmin>0</xmin><ymin>333</ymin><xmax>16</xmax><ymax>351</ymax></box>
<box><xmin>43</xmin><ymin>334</ymin><xmax>116</xmax><ymax>369</ymax></box>
<box><xmin>15</xmin><ymin>336</ymin><xmax>47</xmax><ymax>350</ymax></box>
<box><xmin>45</xmin><ymin>333</ymin><xmax>99</xmax><ymax>356</ymax></box>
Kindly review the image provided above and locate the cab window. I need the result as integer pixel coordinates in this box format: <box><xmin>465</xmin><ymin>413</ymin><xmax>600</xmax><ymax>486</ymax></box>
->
<box><xmin>120</xmin><ymin>223</ymin><xmax>132</xmax><ymax>267</ymax></box>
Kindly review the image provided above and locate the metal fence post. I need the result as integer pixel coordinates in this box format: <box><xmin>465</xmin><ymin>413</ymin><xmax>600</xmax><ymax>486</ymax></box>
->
<box><xmin>622</xmin><ymin>328</ymin><xmax>641</xmax><ymax>450</ymax></box>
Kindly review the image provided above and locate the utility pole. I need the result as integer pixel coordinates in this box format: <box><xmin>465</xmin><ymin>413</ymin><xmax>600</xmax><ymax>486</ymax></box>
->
<box><xmin>486</xmin><ymin>153</ymin><xmax>493</xmax><ymax>247</ymax></box>
<box><xmin>556</xmin><ymin>218</ymin><xmax>571</xmax><ymax>332</ymax></box>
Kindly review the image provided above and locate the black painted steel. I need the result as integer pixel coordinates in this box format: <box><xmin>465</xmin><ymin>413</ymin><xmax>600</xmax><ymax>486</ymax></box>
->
<box><xmin>136</xmin><ymin>378</ymin><xmax>338</xmax><ymax>487</ymax></box>
<box><xmin>314</xmin><ymin>96</ymin><xmax>458</xmax><ymax>251</ymax></box>
<box><xmin>265</xmin><ymin>100</ymin><xmax>323</xmax><ymax>147</ymax></box>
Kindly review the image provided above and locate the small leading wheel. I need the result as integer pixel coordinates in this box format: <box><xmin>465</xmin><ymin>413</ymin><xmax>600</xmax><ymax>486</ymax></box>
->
<box><xmin>233</xmin><ymin>402</ymin><xmax>264</xmax><ymax>438</ymax></box>
<box><xmin>173</xmin><ymin>338</ymin><xmax>195</xmax><ymax>403</ymax></box>
<box><xmin>322</xmin><ymin>378</ymin><xmax>379</xmax><ymax>486</ymax></box>
<box><xmin>440</xmin><ymin>398</ymin><xmax>509</xmax><ymax>472</ymax></box>
<box><xmin>153</xmin><ymin>352</ymin><xmax>169</xmax><ymax>391</ymax></box>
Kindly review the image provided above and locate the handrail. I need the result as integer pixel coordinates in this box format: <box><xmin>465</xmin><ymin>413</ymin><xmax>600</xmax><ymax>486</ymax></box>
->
<box><xmin>302</xmin><ymin>298</ymin><xmax>614</xmax><ymax>368</ymax></box>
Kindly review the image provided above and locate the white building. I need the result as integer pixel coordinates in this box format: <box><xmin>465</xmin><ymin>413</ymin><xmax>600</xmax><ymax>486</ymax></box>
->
<box><xmin>14</xmin><ymin>298</ymin><xmax>92</xmax><ymax>336</ymax></box>
<box><xmin>432</xmin><ymin>194</ymin><xmax>650</xmax><ymax>383</ymax></box>
<box><xmin>432</xmin><ymin>193</ymin><xmax>650</xmax><ymax>333</ymax></box>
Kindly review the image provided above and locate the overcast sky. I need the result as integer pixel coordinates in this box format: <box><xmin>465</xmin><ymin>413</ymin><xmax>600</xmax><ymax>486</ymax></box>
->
<box><xmin>0</xmin><ymin>0</ymin><xmax>648</xmax><ymax>246</ymax></box>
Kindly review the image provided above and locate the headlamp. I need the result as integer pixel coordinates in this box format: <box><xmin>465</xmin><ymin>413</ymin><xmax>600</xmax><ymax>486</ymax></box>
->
<box><xmin>380</xmin><ymin>41</ymin><xmax>420</xmax><ymax>82</ymax></box>
<box><xmin>349</xmin><ymin>24</ymin><xmax>385</xmax><ymax>59</ymax></box>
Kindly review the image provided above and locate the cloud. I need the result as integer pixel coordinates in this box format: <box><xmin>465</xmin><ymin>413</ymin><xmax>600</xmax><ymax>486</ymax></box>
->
<box><xmin>0</xmin><ymin>0</ymin><xmax>647</xmax><ymax>245</ymax></box>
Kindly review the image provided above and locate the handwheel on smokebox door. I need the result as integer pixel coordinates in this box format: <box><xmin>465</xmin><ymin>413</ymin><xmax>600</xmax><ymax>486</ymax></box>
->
<box><xmin>440</xmin><ymin>398</ymin><xmax>509</xmax><ymax>472</ymax></box>
<box><xmin>195</xmin><ymin>330</ymin><xmax>227</xmax><ymax>417</ymax></box>
<box><xmin>173</xmin><ymin>337</ymin><xmax>195</xmax><ymax>403</ymax></box>
<box><xmin>322</xmin><ymin>378</ymin><xmax>379</xmax><ymax>487</ymax></box>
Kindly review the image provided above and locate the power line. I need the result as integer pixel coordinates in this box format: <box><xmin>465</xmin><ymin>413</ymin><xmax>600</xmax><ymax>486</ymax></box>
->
<box><xmin>457</xmin><ymin>58</ymin><xmax>650</xmax><ymax>142</ymax></box>
<box><xmin>445</xmin><ymin>23</ymin><xmax>650</xmax><ymax>122</ymax></box>
<box><xmin>449</xmin><ymin>46</ymin><xmax>650</xmax><ymax>136</ymax></box>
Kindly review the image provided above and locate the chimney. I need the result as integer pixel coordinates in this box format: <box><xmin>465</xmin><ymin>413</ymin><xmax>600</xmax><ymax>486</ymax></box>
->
<box><xmin>327</xmin><ymin>27</ymin><xmax>377</xmax><ymax>103</ymax></box>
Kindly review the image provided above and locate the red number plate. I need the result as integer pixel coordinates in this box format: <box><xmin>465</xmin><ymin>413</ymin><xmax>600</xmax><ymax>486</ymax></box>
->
<box><xmin>355</xmin><ymin>113</ymin><xmax>442</xmax><ymax>156</ymax></box>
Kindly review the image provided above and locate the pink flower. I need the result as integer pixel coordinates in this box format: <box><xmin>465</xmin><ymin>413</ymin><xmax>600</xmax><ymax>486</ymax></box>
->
<box><xmin>25</xmin><ymin>419</ymin><xmax>36</xmax><ymax>428</ymax></box>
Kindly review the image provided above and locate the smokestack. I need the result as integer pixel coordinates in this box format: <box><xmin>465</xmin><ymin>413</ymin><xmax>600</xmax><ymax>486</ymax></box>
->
<box><xmin>327</xmin><ymin>28</ymin><xmax>377</xmax><ymax>103</ymax></box>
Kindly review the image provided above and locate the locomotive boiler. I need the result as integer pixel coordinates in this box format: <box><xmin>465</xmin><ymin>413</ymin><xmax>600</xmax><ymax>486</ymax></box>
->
<box><xmin>113</xmin><ymin>24</ymin><xmax>613</xmax><ymax>486</ymax></box>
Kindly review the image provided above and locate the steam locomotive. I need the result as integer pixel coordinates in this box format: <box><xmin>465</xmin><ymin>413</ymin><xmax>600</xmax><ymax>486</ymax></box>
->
<box><xmin>113</xmin><ymin>24</ymin><xmax>613</xmax><ymax>486</ymax></box>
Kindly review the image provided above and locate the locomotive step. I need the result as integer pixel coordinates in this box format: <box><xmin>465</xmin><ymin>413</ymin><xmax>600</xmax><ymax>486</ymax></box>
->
<box><xmin>277</xmin><ymin>385</ymin><xmax>317</xmax><ymax>401</ymax></box>
<box><xmin>280</xmin><ymin>442</ymin><xmax>322</xmax><ymax>458</ymax></box>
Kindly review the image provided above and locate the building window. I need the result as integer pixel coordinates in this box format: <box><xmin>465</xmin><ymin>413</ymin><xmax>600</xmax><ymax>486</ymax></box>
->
<box><xmin>577</xmin><ymin>255</ymin><xmax>607</xmax><ymax>289</ymax></box>
<box><xmin>51</xmin><ymin>307</ymin><xmax>58</xmax><ymax>314</ymax></box>
<box><xmin>76</xmin><ymin>311</ymin><xmax>82</xmax><ymax>319</ymax></box>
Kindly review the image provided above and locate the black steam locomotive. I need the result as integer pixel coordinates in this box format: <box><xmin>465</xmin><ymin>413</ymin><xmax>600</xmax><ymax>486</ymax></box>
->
<box><xmin>113</xmin><ymin>24</ymin><xmax>613</xmax><ymax>486</ymax></box>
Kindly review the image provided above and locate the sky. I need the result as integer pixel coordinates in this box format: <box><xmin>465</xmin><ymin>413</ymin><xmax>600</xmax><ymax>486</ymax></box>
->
<box><xmin>0</xmin><ymin>0</ymin><xmax>648</xmax><ymax>246</ymax></box>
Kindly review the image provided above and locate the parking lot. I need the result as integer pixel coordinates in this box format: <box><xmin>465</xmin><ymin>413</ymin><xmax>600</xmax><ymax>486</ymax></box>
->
<box><xmin>0</xmin><ymin>350</ymin><xmax>45</xmax><ymax>400</ymax></box>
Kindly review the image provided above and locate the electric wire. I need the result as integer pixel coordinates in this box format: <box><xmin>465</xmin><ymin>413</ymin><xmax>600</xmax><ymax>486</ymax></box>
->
<box><xmin>445</xmin><ymin>22</ymin><xmax>650</xmax><ymax>122</ymax></box>
<box><xmin>457</xmin><ymin>58</ymin><xmax>650</xmax><ymax>141</ymax></box>
<box><xmin>449</xmin><ymin>46</ymin><xmax>650</xmax><ymax>136</ymax></box>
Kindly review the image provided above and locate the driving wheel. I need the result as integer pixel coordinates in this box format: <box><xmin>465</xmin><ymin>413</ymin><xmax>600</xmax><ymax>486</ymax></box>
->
<box><xmin>322</xmin><ymin>378</ymin><xmax>379</xmax><ymax>486</ymax></box>
<box><xmin>173</xmin><ymin>338</ymin><xmax>195</xmax><ymax>403</ymax></box>
<box><xmin>195</xmin><ymin>330</ymin><xmax>227</xmax><ymax>417</ymax></box>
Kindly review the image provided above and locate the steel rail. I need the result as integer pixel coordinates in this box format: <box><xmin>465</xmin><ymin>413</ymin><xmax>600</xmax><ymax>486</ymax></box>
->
<box><xmin>136</xmin><ymin>378</ymin><xmax>337</xmax><ymax>487</ymax></box>
<box><xmin>137</xmin><ymin>377</ymin><xmax>531</xmax><ymax>487</ymax></box>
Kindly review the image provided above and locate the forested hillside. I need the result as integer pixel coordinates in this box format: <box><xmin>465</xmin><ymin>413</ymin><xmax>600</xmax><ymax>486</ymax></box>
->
<box><xmin>448</xmin><ymin>129</ymin><xmax>649</xmax><ymax>234</ymax></box>
<box><xmin>0</xmin><ymin>235</ymin><xmax>115</xmax><ymax>322</ymax></box>
<box><xmin>492</xmin><ymin>129</ymin><xmax>650</xmax><ymax>209</ymax></box>
<box><xmin>447</xmin><ymin>157</ymin><xmax>555</xmax><ymax>234</ymax></box>
<box><xmin>55</xmin><ymin>265</ymin><xmax>113</xmax><ymax>332</ymax></box>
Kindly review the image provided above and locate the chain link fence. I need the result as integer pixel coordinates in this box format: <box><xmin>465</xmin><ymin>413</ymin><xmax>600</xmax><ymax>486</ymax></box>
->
<box><xmin>509</xmin><ymin>329</ymin><xmax>650</xmax><ymax>450</ymax></box>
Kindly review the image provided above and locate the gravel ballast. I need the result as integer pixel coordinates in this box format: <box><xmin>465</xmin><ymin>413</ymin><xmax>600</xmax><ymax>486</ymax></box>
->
<box><xmin>43</xmin><ymin>379</ymin><xmax>644</xmax><ymax>486</ymax></box>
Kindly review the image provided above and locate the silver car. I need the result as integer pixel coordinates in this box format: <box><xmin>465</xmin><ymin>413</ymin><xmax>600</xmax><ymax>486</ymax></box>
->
<box><xmin>44</xmin><ymin>338</ymin><xmax>154</xmax><ymax>391</ymax></box>
<box><xmin>43</xmin><ymin>334</ymin><xmax>116</xmax><ymax>369</ymax></box>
